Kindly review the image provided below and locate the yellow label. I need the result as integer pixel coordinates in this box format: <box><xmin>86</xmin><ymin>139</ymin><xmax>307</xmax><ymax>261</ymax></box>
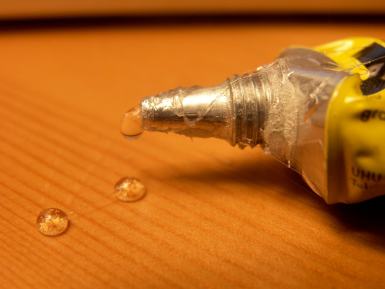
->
<box><xmin>319</xmin><ymin>37</ymin><xmax>385</xmax><ymax>203</ymax></box>
<box><xmin>326</xmin><ymin>76</ymin><xmax>385</xmax><ymax>203</ymax></box>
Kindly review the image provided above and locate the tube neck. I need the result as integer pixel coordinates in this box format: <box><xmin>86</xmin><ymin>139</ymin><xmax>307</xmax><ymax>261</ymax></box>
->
<box><xmin>228</xmin><ymin>73</ymin><xmax>265</xmax><ymax>148</ymax></box>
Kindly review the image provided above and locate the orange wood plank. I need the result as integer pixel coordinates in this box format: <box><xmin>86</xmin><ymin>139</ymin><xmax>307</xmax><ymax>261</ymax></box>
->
<box><xmin>0</xmin><ymin>22</ymin><xmax>384</xmax><ymax>289</ymax></box>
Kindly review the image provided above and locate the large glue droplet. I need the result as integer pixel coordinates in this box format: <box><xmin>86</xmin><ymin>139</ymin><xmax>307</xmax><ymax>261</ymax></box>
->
<box><xmin>36</xmin><ymin>208</ymin><xmax>69</xmax><ymax>237</ymax></box>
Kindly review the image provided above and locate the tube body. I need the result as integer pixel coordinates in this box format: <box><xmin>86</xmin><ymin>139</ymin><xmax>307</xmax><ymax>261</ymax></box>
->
<box><xmin>125</xmin><ymin>37</ymin><xmax>385</xmax><ymax>204</ymax></box>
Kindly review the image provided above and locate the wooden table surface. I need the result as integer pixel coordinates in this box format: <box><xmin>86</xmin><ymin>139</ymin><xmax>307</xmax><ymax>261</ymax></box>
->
<box><xmin>1</xmin><ymin>20</ymin><xmax>385</xmax><ymax>289</ymax></box>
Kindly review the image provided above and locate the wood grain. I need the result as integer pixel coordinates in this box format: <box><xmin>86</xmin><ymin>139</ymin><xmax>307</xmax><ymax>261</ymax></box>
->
<box><xmin>0</xmin><ymin>22</ymin><xmax>385</xmax><ymax>289</ymax></box>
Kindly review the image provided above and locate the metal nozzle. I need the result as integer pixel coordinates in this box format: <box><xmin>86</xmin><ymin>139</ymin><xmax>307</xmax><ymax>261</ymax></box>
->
<box><xmin>137</xmin><ymin>73</ymin><xmax>265</xmax><ymax>147</ymax></box>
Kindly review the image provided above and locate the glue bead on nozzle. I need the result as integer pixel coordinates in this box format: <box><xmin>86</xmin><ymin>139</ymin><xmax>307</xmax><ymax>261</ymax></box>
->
<box><xmin>121</xmin><ymin>105</ymin><xmax>144</xmax><ymax>139</ymax></box>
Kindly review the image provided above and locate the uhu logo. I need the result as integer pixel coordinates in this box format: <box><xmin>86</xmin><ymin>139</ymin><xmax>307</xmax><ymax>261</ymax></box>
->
<box><xmin>352</xmin><ymin>167</ymin><xmax>382</xmax><ymax>182</ymax></box>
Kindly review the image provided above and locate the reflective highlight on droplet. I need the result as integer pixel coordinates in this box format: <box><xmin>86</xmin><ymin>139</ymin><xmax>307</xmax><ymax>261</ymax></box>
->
<box><xmin>36</xmin><ymin>208</ymin><xmax>69</xmax><ymax>236</ymax></box>
<box><xmin>114</xmin><ymin>177</ymin><xmax>147</xmax><ymax>202</ymax></box>
<box><xmin>121</xmin><ymin>105</ymin><xmax>144</xmax><ymax>139</ymax></box>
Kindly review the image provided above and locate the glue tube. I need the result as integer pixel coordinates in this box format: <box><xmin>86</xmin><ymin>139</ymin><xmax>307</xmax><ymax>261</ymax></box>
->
<box><xmin>121</xmin><ymin>37</ymin><xmax>385</xmax><ymax>204</ymax></box>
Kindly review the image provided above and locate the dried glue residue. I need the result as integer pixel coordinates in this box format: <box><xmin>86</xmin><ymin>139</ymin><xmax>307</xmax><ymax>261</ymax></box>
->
<box><xmin>114</xmin><ymin>177</ymin><xmax>147</xmax><ymax>202</ymax></box>
<box><xmin>36</xmin><ymin>208</ymin><xmax>69</xmax><ymax>237</ymax></box>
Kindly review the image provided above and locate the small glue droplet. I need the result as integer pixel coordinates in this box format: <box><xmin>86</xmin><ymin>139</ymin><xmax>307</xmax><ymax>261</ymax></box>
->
<box><xmin>114</xmin><ymin>177</ymin><xmax>147</xmax><ymax>202</ymax></box>
<box><xmin>36</xmin><ymin>208</ymin><xmax>69</xmax><ymax>237</ymax></box>
<box><xmin>121</xmin><ymin>106</ymin><xmax>144</xmax><ymax>139</ymax></box>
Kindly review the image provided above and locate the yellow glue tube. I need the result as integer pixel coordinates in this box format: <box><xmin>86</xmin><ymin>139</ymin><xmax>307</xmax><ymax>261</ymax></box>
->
<box><xmin>319</xmin><ymin>38</ymin><xmax>385</xmax><ymax>203</ymax></box>
<box><xmin>122</xmin><ymin>37</ymin><xmax>385</xmax><ymax>204</ymax></box>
